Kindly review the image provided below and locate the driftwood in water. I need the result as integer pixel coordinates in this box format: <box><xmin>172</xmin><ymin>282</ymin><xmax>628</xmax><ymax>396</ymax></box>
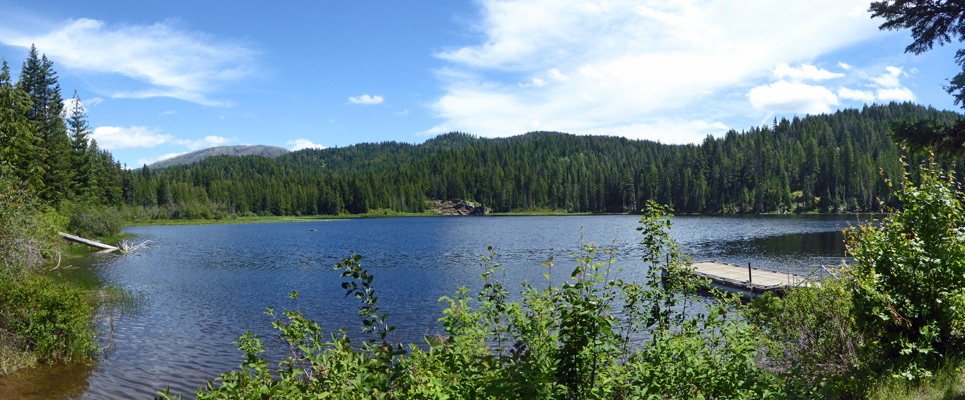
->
<box><xmin>58</xmin><ymin>232</ymin><xmax>119</xmax><ymax>251</ymax></box>
<box><xmin>119</xmin><ymin>239</ymin><xmax>152</xmax><ymax>253</ymax></box>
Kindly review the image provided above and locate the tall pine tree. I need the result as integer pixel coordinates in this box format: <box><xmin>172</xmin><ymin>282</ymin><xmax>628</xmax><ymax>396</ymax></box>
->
<box><xmin>0</xmin><ymin>58</ymin><xmax>42</xmax><ymax>192</ymax></box>
<box><xmin>66</xmin><ymin>90</ymin><xmax>92</xmax><ymax>199</ymax></box>
<box><xmin>18</xmin><ymin>44</ymin><xmax>71</xmax><ymax>203</ymax></box>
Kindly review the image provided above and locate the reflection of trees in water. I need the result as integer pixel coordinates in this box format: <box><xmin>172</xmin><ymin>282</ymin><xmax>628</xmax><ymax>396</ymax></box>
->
<box><xmin>0</xmin><ymin>361</ymin><xmax>94</xmax><ymax>399</ymax></box>
<box><xmin>684</xmin><ymin>231</ymin><xmax>849</xmax><ymax>277</ymax></box>
<box><xmin>695</xmin><ymin>231</ymin><xmax>846</xmax><ymax>258</ymax></box>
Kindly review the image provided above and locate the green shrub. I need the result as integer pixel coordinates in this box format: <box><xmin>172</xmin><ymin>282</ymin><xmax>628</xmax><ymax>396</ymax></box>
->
<box><xmin>0</xmin><ymin>272</ymin><xmax>98</xmax><ymax>366</ymax></box>
<box><xmin>0</xmin><ymin>166</ymin><xmax>57</xmax><ymax>275</ymax></box>
<box><xmin>846</xmin><ymin>158</ymin><xmax>965</xmax><ymax>379</ymax></box>
<box><xmin>749</xmin><ymin>278</ymin><xmax>866</xmax><ymax>398</ymax></box>
<box><xmin>68</xmin><ymin>205</ymin><xmax>123</xmax><ymax>238</ymax></box>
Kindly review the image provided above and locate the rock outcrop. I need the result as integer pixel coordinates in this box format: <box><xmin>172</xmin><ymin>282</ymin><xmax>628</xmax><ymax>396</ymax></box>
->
<box><xmin>428</xmin><ymin>200</ymin><xmax>488</xmax><ymax>216</ymax></box>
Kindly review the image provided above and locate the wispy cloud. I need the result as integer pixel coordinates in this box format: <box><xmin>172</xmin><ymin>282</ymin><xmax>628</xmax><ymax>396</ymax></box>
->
<box><xmin>348</xmin><ymin>94</ymin><xmax>384</xmax><ymax>105</ymax></box>
<box><xmin>0</xmin><ymin>18</ymin><xmax>257</xmax><ymax>106</ymax></box>
<box><xmin>774</xmin><ymin>63</ymin><xmax>844</xmax><ymax>82</ymax></box>
<box><xmin>838</xmin><ymin>87</ymin><xmax>876</xmax><ymax>103</ymax></box>
<box><xmin>429</xmin><ymin>0</ymin><xmax>882</xmax><ymax>141</ymax></box>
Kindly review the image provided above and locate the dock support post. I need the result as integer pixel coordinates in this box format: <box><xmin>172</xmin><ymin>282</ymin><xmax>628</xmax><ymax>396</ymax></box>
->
<box><xmin>748</xmin><ymin>263</ymin><xmax>752</xmax><ymax>284</ymax></box>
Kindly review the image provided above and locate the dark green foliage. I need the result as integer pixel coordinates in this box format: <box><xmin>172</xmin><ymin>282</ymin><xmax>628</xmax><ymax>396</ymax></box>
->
<box><xmin>750</xmin><ymin>280</ymin><xmax>866</xmax><ymax>398</ymax></box>
<box><xmin>0</xmin><ymin>165</ymin><xmax>56</xmax><ymax>274</ymax></box>
<box><xmin>67</xmin><ymin>205</ymin><xmax>123</xmax><ymax>238</ymax></box>
<box><xmin>128</xmin><ymin>103</ymin><xmax>955</xmax><ymax>219</ymax></box>
<box><xmin>0</xmin><ymin>59</ymin><xmax>42</xmax><ymax>194</ymax></box>
<box><xmin>0</xmin><ymin>168</ymin><xmax>98</xmax><ymax>371</ymax></box>
<box><xmin>0</xmin><ymin>46</ymin><xmax>121</xmax><ymax>374</ymax></box>
<box><xmin>846</xmin><ymin>158</ymin><xmax>965</xmax><ymax>379</ymax></box>
<box><xmin>0</xmin><ymin>272</ymin><xmax>97</xmax><ymax>364</ymax></box>
<box><xmin>66</xmin><ymin>90</ymin><xmax>92</xmax><ymax>200</ymax></box>
<box><xmin>0</xmin><ymin>45</ymin><xmax>124</xmax><ymax>208</ymax></box>
<box><xmin>890</xmin><ymin>119</ymin><xmax>965</xmax><ymax>157</ymax></box>
<box><xmin>18</xmin><ymin>45</ymin><xmax>72</xmax><ymax>203</ymax></box>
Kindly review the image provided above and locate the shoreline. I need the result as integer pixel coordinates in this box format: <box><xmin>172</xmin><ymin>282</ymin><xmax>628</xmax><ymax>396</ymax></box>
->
<box><xmin>121</xmin><ymin>210</ymin><xmax>882</xmax><ymax>228</ymax></box>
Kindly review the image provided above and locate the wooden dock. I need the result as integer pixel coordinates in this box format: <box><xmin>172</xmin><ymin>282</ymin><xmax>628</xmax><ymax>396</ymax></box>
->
<box><xmin>665</xmin><ymin>261</ymin><xmax>815</xmax><ymax>298</ymax></box>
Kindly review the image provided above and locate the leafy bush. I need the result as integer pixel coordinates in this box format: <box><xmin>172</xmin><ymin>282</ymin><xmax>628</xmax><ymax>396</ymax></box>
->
<box><xmin>0</xmin><ymin>272</ymin><xmax>98</xmax><ymax>366</ymax></box>
<box><xmin>845</xmin><ymin>158</ymin><xmax>965</xmax><ymax>379</ymax></box>
<box><xmin>0</xmin><ymin>166</ymin><xmax>57</xmax><ymax>275</ymax></box>
<box><xmin>68</xmin><ymin>205</ymin><xmax>123</xmax><ymax>238</ymax></box>
<box><xmin>159</xmin><ymin>202</ymin><xmax>773</xmax><ymax>399</ymax></box>
<box><xmin>749</xmin><ymin>278</ymin><xmax>866</xmax><ymax>398</ymax></box>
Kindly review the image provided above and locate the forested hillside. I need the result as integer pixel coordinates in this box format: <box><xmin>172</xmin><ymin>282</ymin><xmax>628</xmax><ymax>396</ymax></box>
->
<box><xmin>1</xmin><ymin>45</ymin><xmax>124</xmax><ymax>208</ymax></box>
<box><xmin>121</xmin><ymin>102</ymin><xmax>962</xmax><ymax>218</ymax></box>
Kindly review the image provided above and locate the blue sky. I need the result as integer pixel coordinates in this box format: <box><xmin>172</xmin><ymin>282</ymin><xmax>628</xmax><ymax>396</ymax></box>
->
<box><xmin>0</xmin><ymin>1</ymin><xmax>960</xmax><ymax>167</ymax></box>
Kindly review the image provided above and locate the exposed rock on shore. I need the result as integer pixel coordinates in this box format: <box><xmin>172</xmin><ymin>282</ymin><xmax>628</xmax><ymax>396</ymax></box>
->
<box><xmin>429</xmin><ymin>200</ymin><xmax>488</xmax><ymax>216</ymax></box>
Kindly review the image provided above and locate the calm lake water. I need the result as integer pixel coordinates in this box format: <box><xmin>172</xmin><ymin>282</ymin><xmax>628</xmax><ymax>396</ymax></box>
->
<box><xmin>0</xmin><ymin>215</ymin><xmax>865</xmax><ymax>399</ymax></box>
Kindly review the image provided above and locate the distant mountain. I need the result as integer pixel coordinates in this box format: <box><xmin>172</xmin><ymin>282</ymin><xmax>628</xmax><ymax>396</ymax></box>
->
<box><xmin>149</xmin><ymin>145</ymin><xmax>290</xmax><ymax>169</ymax></box>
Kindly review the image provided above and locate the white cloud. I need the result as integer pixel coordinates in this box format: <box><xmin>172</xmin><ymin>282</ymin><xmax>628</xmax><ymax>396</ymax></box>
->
<box><xmin>838</xmin><ymin>62</ymin><xmax>853</xmax><ymax>71</ymax></box>
<box><xmin>348</xmin><ymin>94</ymin><xmax>384</xmax><ymax>105</ymax></box>
<box><xmin>774</xmin><ymin>63</ymin><xmax>844</xmax><ymax>81</ymax></box>
<box><xmin>137</xmin><ymin>152</ymin><xmax>188</xmax><ymax>167</ymax></box>
<box><xmin>871</xmin><ymin>66</ymin><xmax>905</xmax><ymax>88</ymax></box>
<box><xmin>518</xmin><ymin>77</ymin><xmax>546</xmax><ymax>87</ymax></box>
<box><xmin>838</xmin><ymin>87</ymin><xmax>876</xmax><ymax>103</ymax></box>
<box><xmin>429</xmin><ymin>0</ymin><xmax>882</xmax><ymax>141</ymax></box>
<box><xmin>174</xmin><ymin>135</ymin><xmax>237</xmax><ymax>150</ymax></box>
<box><xmin>547</xmin><ymin>68</ymin><xmax>569</xmax><ymax>81</ymax></box>
<box><xmin>877</xmin><ymin>87</ymin><xmax>916</xmax><ymax>102</ymax></box>
<box><xmin>287</xmin><ymin>139</ymin><xmax>326</xmax><ymax>151</ymax></box>
<box><xmin>395</xmin><ymin>109</ymin><xmax>410</xmax><ymax>116</ymax></box>
<box><xmin>91</xmin><ymin>126</ymin><xmax>172</xmax><ymax>149</ymax></box>
<box><xmin>861</xmin><ymin>65</ymin><xmax>916</xmax><ymax>102</ymax></box>
<box><xmin>748</xmin><ymin>81</ymin><xmax>839</xmax><ymax>114</ymax></box>
<box><xmin>0</xmin><ymin>18</ymin><xmax>256</xmax><ymax>106</ymax></box>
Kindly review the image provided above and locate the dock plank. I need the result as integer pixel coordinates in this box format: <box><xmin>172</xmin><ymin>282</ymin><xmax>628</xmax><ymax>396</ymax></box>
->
<box><xmin>671</xmin><ymin>261</ymin><xmax>815</xmax><ymax>298</ymax></box>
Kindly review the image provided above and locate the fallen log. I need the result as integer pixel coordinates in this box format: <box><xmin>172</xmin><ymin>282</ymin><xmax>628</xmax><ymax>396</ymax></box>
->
<box><xmin>58</xmin><ymin>232</ymin><xmax>119</xmax><ymax>252</ymax></box>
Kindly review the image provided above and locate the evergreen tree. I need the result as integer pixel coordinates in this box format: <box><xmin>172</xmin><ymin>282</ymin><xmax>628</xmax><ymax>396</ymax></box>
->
<box><xmin>18</xmin><ymin>45</ymin><xmax>70</xmax><ymax>202</ymax></box>
<box><xmin>66</xmin><ymin>90</ymin><xmax>92</xmax><ymax>199</ymax></box>
<box><xmin>0</xmin><ymin>59</ymin><xmax>42</xmax><ymax>193</ymax></box>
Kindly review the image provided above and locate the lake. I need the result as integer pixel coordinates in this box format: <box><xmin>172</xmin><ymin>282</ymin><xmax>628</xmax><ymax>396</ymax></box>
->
<box><xmin>0</xmin><ymin>214</ymin><xmax>865</xmax><ymax>399</ymax></box>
